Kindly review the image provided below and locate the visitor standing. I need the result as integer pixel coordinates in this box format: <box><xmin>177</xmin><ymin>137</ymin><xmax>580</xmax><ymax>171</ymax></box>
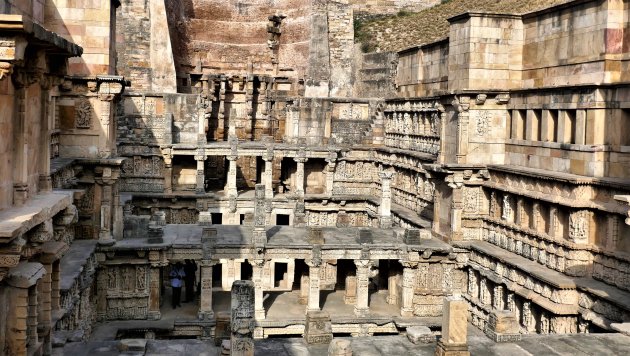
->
<box><xmin>170</xmin><ymin>262</ymin><xmax>185</xmax><ymax>309</ymax></box>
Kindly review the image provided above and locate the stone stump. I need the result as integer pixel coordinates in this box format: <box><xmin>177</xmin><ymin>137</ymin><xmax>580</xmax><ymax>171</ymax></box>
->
<box><xmin>435</xmin><ymin>296</ymin><xmax>469</xmax><ymax>356</ymax></box>
<box><xmin>304</xmin><ymin>310</ymin><xmax>333</xmax><ymax>344</ymax></box>
<box><xmin>230</xmin><ymin>280</ymin><xmax>255</xmax><ymax>356</ymax></box>
<box><xmin>328</xmin><ymin>339</ymin><xmax>352</xmax><ymax>356</ymax></box>
<box><xmin>407</xmin><ymin>326</ymin><xmax>435</xmax><ymax>344</ymax></box>
<box><xmin>484</xmin><ymin>310</ymin><xmax>521</xmax><ymax>342</ymax></box>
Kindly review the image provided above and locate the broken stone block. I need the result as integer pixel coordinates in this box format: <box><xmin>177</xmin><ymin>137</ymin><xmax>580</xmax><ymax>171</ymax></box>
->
<box><xmin>611</xmin><ymin>322</ymin><xmax>630</xmax><ymax>336</ymax></box>
<box><xmin>484</xmin><ymin>310</ymin><xmax>521</xmax><ymax>342</ymax></box>
<box><xmin>118</xmin><ymin>339</ymin><xmax>147</xmax><ymax>352</ymax></box>
<box><xmin>407</xmin><ymin>326</ymin><xmax>434</xmax><ymax>344</ymax></box>
<box><xmin>51</xmin><ymin>331</ymin><xmax>68</xmax><ymax>348</ymax></box>
<box><xmin>404</xmin><ymin>229</ymin><xmax>421</xmax><ymax>245</ymax></box>
<box><xmin>67</xmin><ymin>329</ymin><xmax>85</xmax><ymax>342</ymax></box>
<box><xmin>304</xmin><ymin>310</ymin><xmax>333</xmax><ymax>345</ymax></box>
<box><xmin>328</xmin><ymin>338</ymin><xmax>352</xmax><ymax>356</ymax></box>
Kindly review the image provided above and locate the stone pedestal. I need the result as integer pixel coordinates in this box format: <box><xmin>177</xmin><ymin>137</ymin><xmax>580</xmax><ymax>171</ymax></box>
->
<box><xmin>484</xmin><ymin>310</ymin><xmax>521</xmax><ymax>342</ymax></box>
<box><xmin>304</xmin><ymin>310</ymin><xmax>333</xmax><ymax>345</ymax></box>
<box><xmin>435</xmin><ymin>296</ymin><xmax>469</xmax><ymax>356</ymax></box>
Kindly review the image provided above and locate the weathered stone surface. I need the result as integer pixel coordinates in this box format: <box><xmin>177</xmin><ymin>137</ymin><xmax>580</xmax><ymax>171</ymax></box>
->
<box><xmin>407</xmin><ymin>326</ymin><xmax>434</xmax><ymax>344</ymax></box>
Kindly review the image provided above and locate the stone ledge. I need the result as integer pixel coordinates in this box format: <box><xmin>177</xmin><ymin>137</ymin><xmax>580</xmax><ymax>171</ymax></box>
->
<box><xmin>0</xmin><ymin>191</ymin><xmax>74</xmax><ymax>243</ymax></box>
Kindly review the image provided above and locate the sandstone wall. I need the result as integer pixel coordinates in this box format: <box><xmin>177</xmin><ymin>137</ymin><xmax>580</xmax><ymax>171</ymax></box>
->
<box><xmin>173</xmin><ymin>0</ymin><xmax>312</xmax><ymax>78</ymax></box>
<box><xmin>0</xmin><ymin>0</ymin><xmax>45</xmax><ymax>24</ymax></box>
<box><xmin>397</xmin><ymin>40</ymin><xmax>448</xmax><ymax>97</ymax></box>
<box><xmin>117</xmin><ymin>0</ymin><xmax>177</xmax><ymax>93</ymax></box>
<box><xmin>521</xmin><ymin>0</ymin><xmax>628</xmax><ymax>88</ymax></box>
<box><xmin>350</xmin><ymin>0</ymin><xmax>440</xmax><ymax>15</ymax></box>
<box><xmin>44</xmin><ymin>0</ymin><xmax>115</xmax><ymax>75</ymax></box>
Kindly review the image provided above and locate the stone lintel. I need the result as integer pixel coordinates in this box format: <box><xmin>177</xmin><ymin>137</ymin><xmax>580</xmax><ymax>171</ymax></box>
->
<box><xmin>39</xmin><ymin>241</ymin><xmax>70</xmax><ymax>264</ymax></box>
<box><xmin>7</xmin><ymin>261</ymin><xmax>45</xmax><ymax>288</ymax></box>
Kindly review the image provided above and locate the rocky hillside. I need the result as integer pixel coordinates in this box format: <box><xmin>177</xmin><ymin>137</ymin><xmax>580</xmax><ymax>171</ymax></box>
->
<box><xmin>355</xmin><ymin>0</ymin><xmax>572</xmax><ymax>52</ymax></box>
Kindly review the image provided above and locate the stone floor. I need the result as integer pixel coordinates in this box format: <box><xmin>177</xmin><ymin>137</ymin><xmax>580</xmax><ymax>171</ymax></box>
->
<box><xmin>257</xmin><ymin>326</ymin><xmax>630</xmax><ymax>355</ymax></box>
<box><xmin>62</xmin><ymin>326</ymin><xmax>630</xmax><ymax>356</ymax></box>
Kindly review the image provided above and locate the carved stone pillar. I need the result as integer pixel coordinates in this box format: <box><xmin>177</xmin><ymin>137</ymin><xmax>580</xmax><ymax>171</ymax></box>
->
<box><xmin>569</xmin><ymin>210</ymin><xmax>590</xmax><ymax>244</ymax></box>
<box><xmin>468</xmin><ymin>269</ymin><xmax>479</xmax><ymax>300</ymax></box>
<box><xmin>226</xmin><ymin>155</ymin><xmax>238</xmax><ymax>198</ymax></box>
<box><xmin>306</xmin><ymin>259</ymin><xmax>321</xmax><ymax>311</ymax></box>
<box><xmin>386</xmin><ymin>272</ymin><xmax>399</xmax><ymax>305</ymax></box>
<box><xmin>325</xmin><ymin>157</ymin><xmax>336</xmax><ymax>196</ymax></box>
<box><xmin>378</xmin><ymin>171</ymin><xmax>395</xmax><ymax>228</ymax></box>
<box><xmin>522</xmin><ymin>301</ymin><xmax>534</xmax><ymax>333</ymax></box>
<box><xmin>161</xmin><ymin>148</ymin><xmax>173</xmax><ymax>193</ymax></box>
<box><xmin>354</xmin><ymin>260</ymin><xmax>372</xmax><ymax>317</ymax></box>
<box><xmin>195</xmin><ymin>155</ymin><xmax>206</xmax><ymax>194</ymax></box>
<box><xmin>294</xmin><ymin>156</ymin><xmax>308</xmax><ymax>196</ymax></box>
<box><xmin>479</xmin><ymin>278</ymin><xmax>488</xmax><ymax>305</ymax></box>
<box><xmin>263</xmin><ymin>153</ymin><xmax>274</xmax><ymax>199</ymax></box>
<box><xmin>298</xmin><ymin>274</ymin><xmax>309</xmax><ymax>305</ymax></box>
<box><xmin>400</xmin><ymin>261</ymin><xmax>417</xmax><ymax>317</ymax></box>
<box><xmin>507</xmin><ymin>292</ymin><xmax>515</xmax><ymax>313</ymax></box>
<box><xmin>493</xmin><ymin>285</ymin><xmax>504</xmax><ymax>310</ymax></box>
<box><xmin>251</xmin><ymin>259</ymin><xmax>266</xmax><ymax>320</ymax></box>
<box><xmin>454</xmin><ymin>97</ymin><xmax>470</xmax><ymax>164</ymax></box>
<box><xmin>344</xmin><ymin>275</ymin><xmax>357</xmax><ymax>304</ymax></box>
<box><xmin>148</xmin><ymin>266</ymin><xmax>161</xmax><ymax>320</ymax></box>
<box><xmin>95</xmin><ymin>166</ymin><xmax>118</xmax><ymax>246</ymax></box>
<box><xmin>198</xmin><ymin>261</ymin><xmax>215</xmax><ymax>320</ymax></box>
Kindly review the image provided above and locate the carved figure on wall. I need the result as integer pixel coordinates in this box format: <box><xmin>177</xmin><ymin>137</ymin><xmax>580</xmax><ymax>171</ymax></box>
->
<box><xmin>75</xmin><ymin>98</ymin><xmax>92</xmax><ymax>128</ymax></box>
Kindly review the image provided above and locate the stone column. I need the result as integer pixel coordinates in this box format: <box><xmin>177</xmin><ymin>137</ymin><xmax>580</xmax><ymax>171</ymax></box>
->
<box><xmin>479</xmin><ymin>278</ymin><xmax>488</xmax><ymax>305</ymax></box>
<box><xmin>298</xmin><ymin>274</ymin><xmax>309</xmax><ymax>305</ymax></box>
<box><xmin>294</xmin><ymin>156</ymin><xmax>308</xmax><ymax>196</ymax></box>
<box><xmin>386</xmin><ymin>272</ymin><xmax>399</xmax><ymax>305</ymax></box>
<box><xmin>435</xmin><ymin>296</ymin><xmax>470</xmax><ymax>356</ymax></box>
<box><xmin>344</xmin><ymin>275</ymin><xmax>357</xmax><ymax>304</ymax></box>
<box><xmin>95</xmin><ymin>166</ymin><xmax>120</xmax><ymax>246</ymax></box>
<box><xmin>231</xmin><ymin>280</ymin><xmax>255</xmax><ymax>356</ymax></box>
<box><xmin>507</xmin><ymin>293</ymin><xmax>515</xmax><ymax>313</ymax></box>
<box><xmin>493</xmin><ymin>285</ymin><xmax>504</xmax><ymax>310</ymax></box>
<box><xmin>198</xmin><ymin>261</ymin><xmax>215</xmax><ymax>320</ymax></box>
<box><xmin>468</xmin><ymin>269</ymin><xmax>479</xmax><ymax>300</ymax></box>
<box><xmin>263</xmin><ymin>153</ymin><xmax>274</xmax><ymax>199</ymax></box>
<box><xmin>306</xmin><ymin>259</ymin><xmax>321</xmax><ymax>312</ymax></box>
<box><xmin>251</xmin><ymin>259</ymin><xmax>266</xmax><ymax>320</ymax></box>
<box><xmin>400</xmin><ymin>261</ymin><xmax>417</xmax><ymax>317</ymax></box>
<box><xmin>522</xmin><ymin>301</ymin><xmax>534</xmax><ymax>333</ymax></box>
<box><xmin>148</xmin><ymin>266</ymin><xmax>161</xmax><ymax>320</ymax></box>
<box><xmin>379</xmin><ymin>171</ymin><xmax>395</xmax><ymax>228</ymax></box>
<box><xmin>163</xmin><ymin>151</ymin><xmax>173</xmax><ymax>193</ymax></box>
<box><xmin>195</xmin><ymin>155</ymin><xmax>206</xmax><ymax>194</ymax></box>
<box><xmin>354</xmin><ymin>260</ymin><xmax>372</xmax><ymax>317</ymax></box>
<box><xmin>454</xmin><ymin>97</ymin><xmax>470</xmax><ymax>164</ymax></box>
<box><xmin>325</xmin><ymin>157</ymin><xmax>336</xmax><ymax>196</ymax></box>
<box><xmin>226</xmin><ymin>155</ymin><xmax>238</xmax><ymax>198</ymax></box>
<box><xmin>6</xmin><ymin>262</ymin><xmax>46</xmax><ymax>356</ymax></box>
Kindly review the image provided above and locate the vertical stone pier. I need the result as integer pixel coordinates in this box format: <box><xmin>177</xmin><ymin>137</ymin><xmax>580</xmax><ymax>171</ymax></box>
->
<box><xmin>230</xmin><ymin>280</ymin><xmax>255</xmax><ymax>356</ymax></box>
<box><xmin>435</xmin><ymin>296</ymin><xmax>469</xmax><ymax>356</ymax></box>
